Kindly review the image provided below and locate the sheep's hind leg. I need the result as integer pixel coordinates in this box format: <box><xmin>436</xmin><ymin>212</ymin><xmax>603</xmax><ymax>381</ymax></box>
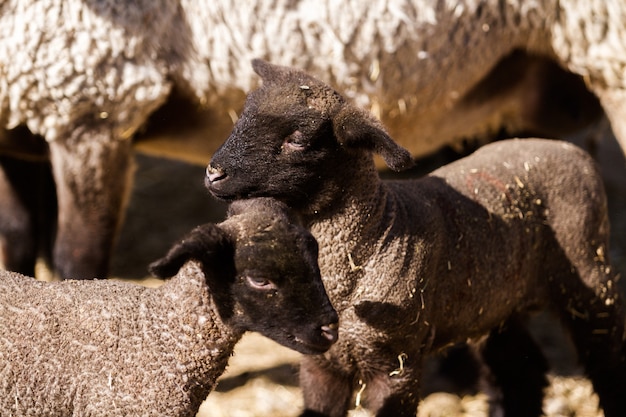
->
<box><xmin>0</xmin><ymin>159</ymin><xmax>37</xmax><ymax>275</ymax></box>
<box><xmin>48</xmin><ymin>124</ymin><xmax>133</xmax><ymax>279</ymax></box>
<box><xmin>555</xmin><ymin>272</ymin><xmax>626</xmax><ymax>417</ymax></box>
<box><xmin>595</xmin><ymin>88</ymin><xmax>626</xmax><ymax>158</ymax></box>
<box><xmin>299</xmin><ymin>356</ymin><xmax>353</xmax><ymax>417</ymax></box>
<box><xmin>476</xmin><ymin>316</ymin><xmax>549</xmax><ymax>417</ymax></box>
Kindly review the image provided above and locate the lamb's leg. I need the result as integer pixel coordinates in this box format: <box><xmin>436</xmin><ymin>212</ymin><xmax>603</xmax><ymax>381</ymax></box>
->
<box><xmin>364</xmin><ymin>367</ymin><xmax>421</xmax><ymax>417</ymax></box>
<box><xmin>476</xmin><ymin>317</ymin><xmax>549</xmax><ymax>417</ymax></box>
<box><xmin>299</xmin><ymin>356</ymin><xmax>354</xmax><ymax>417</ymax></box>
<box><xmin>555</xmin><ymin>271</ymin><xmax>626</xmax><ymax>417</ymax></box>
<box><xmin>48</xmin><ymin>125</ymin><xmax>133</xmax><ymax>279</ymax></box>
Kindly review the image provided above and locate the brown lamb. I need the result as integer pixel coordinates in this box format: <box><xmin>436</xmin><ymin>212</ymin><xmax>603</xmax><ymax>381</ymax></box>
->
<box><xmin>0</xmin><ymin>197</ymin><xmax>338</xmax><ymax>417</ymax></box>
<box><xmin>205</xmin><ymin>60</ymin><xmax>626</xmax><ymax>417</ymax></box>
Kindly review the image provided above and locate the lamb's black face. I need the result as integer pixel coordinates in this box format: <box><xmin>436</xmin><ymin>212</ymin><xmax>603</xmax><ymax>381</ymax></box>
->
<box><xmin>149</xmin><ymin>198</ymin><xmax>338</xmax><ymax>354</ymax></box>
<box><xmin>206</xmin><ymin>86</ymin><xmax>345</xmax><ymax>210</ymax></box>
<box><xmin>206</xmin><ymin>60</ymin><xmax>414</xmax><ymax>213</ymax></box>
<box><xmin>230</xmin><ymin>219</ymin><xmax>338</xmax><ymax>354</ymax></box>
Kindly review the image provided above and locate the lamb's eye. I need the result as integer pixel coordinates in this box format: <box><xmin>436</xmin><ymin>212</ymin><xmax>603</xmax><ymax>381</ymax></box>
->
<box><xmin>245</xmin><ymin>275</ymin><xmax>276</xmax><ymax>290</ymax></box>
<box><xmin>283</xmin><ymin>130</ymin><xmax>307</xmax><ymax>151</ymax></box>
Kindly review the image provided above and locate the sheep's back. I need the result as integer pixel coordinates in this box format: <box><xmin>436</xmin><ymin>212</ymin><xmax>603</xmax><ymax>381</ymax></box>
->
<box><xmin>373</xmin><ymin>139</ymin><xmax>603</xmax><ymax>345</ymax></box>
<box><xmin>420</xmin><ymin>138</ymin><xmax>608</xmax><ymax>342</ymax></box>
<box><xmin>432</xmin><ymin>138</ymin><xmax>607</xmax><ymax>248</ymax></box>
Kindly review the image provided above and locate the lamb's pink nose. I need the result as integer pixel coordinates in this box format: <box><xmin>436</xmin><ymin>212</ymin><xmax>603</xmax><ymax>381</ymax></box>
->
<box><xmin>321</xmin><ymin>322</ymin><xmax>339</xmax><ymax>344</ymax></box>
<box><xmin>206</xmin><ymin>164</ymin><xmax>226</xmax><ymax>184</ymax></box>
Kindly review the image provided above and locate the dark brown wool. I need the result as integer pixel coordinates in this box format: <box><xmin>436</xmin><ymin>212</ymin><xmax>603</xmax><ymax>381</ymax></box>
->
<box><xmin>205</xmin><ymin>60</ymin><xmax>626</xmax><ymax>417</ymax></box>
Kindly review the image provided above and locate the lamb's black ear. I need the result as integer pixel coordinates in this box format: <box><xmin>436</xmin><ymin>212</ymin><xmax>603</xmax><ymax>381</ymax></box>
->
<box><xmin>252</xmin><ymin>59</ymin><xmax>286</xmax><ymax>85</ymax></box>
<box><xmin>149</xmin><ymin>224</ymin><xmax>233</xmax><ymax>278</ymax></box>
<box><xmin>332</xmin><ymin>105</ymin><xmax>415</xmax><ymax>171</ymax></box>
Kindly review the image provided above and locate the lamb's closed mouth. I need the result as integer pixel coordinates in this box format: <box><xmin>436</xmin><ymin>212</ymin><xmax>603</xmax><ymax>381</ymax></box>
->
<box><xmin>294</xmin><ymin>336</ymin><xmax>335</xmax><ymax>353</ymax></box>
<box><xmin>205</xmin><ymin>185</ymin><xmax>237</xmax><ymax>201</ymax></box>
<box><xmin>211</xmin><ymin>191</ymin><xmax>236</xmax><ymax>202</ymax></box>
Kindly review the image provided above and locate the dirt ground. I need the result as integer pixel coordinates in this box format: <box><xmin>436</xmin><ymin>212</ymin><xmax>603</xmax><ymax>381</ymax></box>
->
<box><xmin>110</xmin><ymin>122</ymin><xmax>626</xmax><ymax>416</ymax></box>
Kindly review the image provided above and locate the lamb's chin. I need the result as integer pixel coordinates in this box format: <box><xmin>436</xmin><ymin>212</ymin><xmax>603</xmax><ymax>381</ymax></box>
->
<box><xmin>206</xmin><ymin>188</ymin><xmax>237</xmax><ymax>202</ymax></box>
<box><xmin>291</xmin><ymin>335</ymin><xmax>335</xmax><ymax>355</ymax></box>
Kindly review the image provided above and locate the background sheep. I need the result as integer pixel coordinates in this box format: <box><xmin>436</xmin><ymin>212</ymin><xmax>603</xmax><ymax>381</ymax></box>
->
<box><xmin>205</xmin><ymin>60</ymin><xmax>626</xmax><ymax>417</ymax></box>
<box><xmin>0</xmin><ymin>0</ymin><xmax>624</xmax><ymax>279</ymax></box>
<box><xmin>0</xmin><ymin>197</ymin><xmax>338</xmax><ymax>417</ymax></box>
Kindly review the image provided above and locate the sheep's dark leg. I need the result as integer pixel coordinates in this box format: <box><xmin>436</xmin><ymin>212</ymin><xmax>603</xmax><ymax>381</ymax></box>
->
<box><xmin>556</xmin><ymin>280</ymin><xmax>626</xmax><ymax>417</ymax></box>
<box><xmin>299</xmin><ymin>356</ymin><xmax>353</xmax><ymax>417</ymax></box>
<box><xmin>0</xmin><ymin>156</ymin><xmax>56</xmax><ymax>276</ymax></box>
<box><xmin>372</xmin><ymin>380</ymin><xmax>419</xmax><ymax>417</ymax></box>
<box><xmin>595</xmin><ymin>88</ymin><xmax>626</xmax><ymax>158</ymax></box>
<box><xmin>347</xmin><ymin>353</ymin><xmax>421</xmax><ymax>417</ymax></box>
<box><xmin>0</xmin><ymin>159</ymin><xmax>37</xmax><ymax>275</ymax></box>
<box><xmin>48</xmin><ymin>126</ymin><xmax>133</xmax><ymax>279</ymax></box>
<box><xmin>368</xmin><ymin>374</ymin><xmax>421</xmax><ymax>417</ymax></box>
<box><xmin>476</xmin><ymin>317</ymin><xmax>549</xmax><ymax>417</ymax></box>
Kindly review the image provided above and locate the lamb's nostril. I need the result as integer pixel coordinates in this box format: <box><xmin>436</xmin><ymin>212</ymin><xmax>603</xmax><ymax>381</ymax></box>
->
<box><xmin>206</xmin><ymin>164</ymin><xmax>227</xmax><ymax>184</ymax></box>
<box><xmin>321</xmin><ymin>322</ymin><xmax>339</xmax><ymax>343</ymax></box>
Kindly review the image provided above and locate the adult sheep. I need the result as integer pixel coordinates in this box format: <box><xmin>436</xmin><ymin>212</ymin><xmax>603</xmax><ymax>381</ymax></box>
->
<box><xmin>0</xmin><ymin>197</ymin><xmax>339</xmax><ymax>417</ymax></box>
<box><xmin>205</xmin><ymin>60</ymin><xmax>626</xmax><ymax>417</ymax></box>
<box><xmin>0</xmin><ymin>0</ymin><xmax>622</xmax><ymax>279</ymax></box>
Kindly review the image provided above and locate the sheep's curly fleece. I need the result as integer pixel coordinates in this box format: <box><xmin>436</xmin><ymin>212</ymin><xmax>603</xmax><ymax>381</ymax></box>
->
<box><xmin>1</xmin><ymin>0</ymin><xmax>625</xmax><ymax>280</ymax></box>
<box><xmin>1</xmin><ymin>0</ymin><xmax>625</xmax><ymax>154</ymax></box>
<box><xmin>0</xmin><ymin>262</ymin><xmax>238</xmax><ymax>416</ymax></box>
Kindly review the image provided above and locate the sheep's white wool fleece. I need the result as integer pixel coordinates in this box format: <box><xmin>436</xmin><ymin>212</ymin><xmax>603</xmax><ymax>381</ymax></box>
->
<box><xmin>1</xmin><ymin>0</ymin><xmax>624</xmax><ymax>153</ymax></box>
<box><xmin>0</xmin><ymin>0</ymin><xmax>183</xmax><ymax>141</ymax></box>
<box><xmin>0</xmin><ymin>262</ymin><xmax>239</xmax><ymax>417</ymax></box>
<box><xmin>552</xmin><ymin>0</ymin><xmax>626</xmax><ymax>90</ymax></box>
<box><xmin>182</xmin><ymin>0</ymin><xmax>553</xmax><ymax>111</ymax></box>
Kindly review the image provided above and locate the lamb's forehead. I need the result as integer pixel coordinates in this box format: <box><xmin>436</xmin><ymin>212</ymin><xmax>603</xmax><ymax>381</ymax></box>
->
<box><xmin>249</xmin><ymin>69</ymin><xmax>344</xmax><ymax>116</ymax></box>
<box><xmin>224</xmin><ymin>206</ymin><xmax>298</xmax><ymax>248</ymax></box>
<box><xmin>226</xmin><ymin>214</ymin><xmax>314</xmax><ymax>274</ymax></box>
<box><xmin>221</xmin><ymin>202</ymin><xmax>315</xmax><ymax>270</ymax></box>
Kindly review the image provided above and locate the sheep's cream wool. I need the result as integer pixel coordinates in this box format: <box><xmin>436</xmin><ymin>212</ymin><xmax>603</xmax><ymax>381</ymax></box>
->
<box><xmin>1</xmin><ymin>0</ymin><xmax>625</xmax><ymax>285</ymax></box>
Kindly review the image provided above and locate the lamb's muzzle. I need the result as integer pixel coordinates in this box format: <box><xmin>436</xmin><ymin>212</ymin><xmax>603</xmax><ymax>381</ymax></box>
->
<box><xmin>206</xmin><ymin>164</ymin><xmax>226</xmax><ymax>185</ymax></box>
<box><xmin>321</xmin><ymin>323</ymin><xmax>339</xmax><ymax>343</ymax></box>
<box><xmin>296</xmin><ymin>311</ymin><xmax>339</xmax><ymax>353</ymax></box>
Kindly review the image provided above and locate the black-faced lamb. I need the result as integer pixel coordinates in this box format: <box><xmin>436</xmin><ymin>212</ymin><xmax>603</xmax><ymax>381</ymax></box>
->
<box><xmin>205</xmin><ymin>60</ymin><xmax>626</xmax><ymax>417</ymax></box>
<box><xmin>1</xmin><ymin>0</ymin><xmax>624</xmax><ymax>280</ymax></box>
<box><xmin>0</xmin><ymin>197</ymin><xmax>339</xmax><ymax>417</ymax></box>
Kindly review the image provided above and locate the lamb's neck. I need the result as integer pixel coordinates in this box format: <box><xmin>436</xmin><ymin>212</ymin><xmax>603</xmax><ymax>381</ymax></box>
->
<box><xmin>152</xmin><ymin>261</ymin><xmax>241</xmax><ymax>393</ymax></box>
<box><xmin>312</xmin><ymin>187</ymin><xmax>388</xmax><ymax>241</ymax></box>
<box><xmin>307</xmin><ymin>167</ymin><xmax>396</xmax><ymax>279</ymax></box>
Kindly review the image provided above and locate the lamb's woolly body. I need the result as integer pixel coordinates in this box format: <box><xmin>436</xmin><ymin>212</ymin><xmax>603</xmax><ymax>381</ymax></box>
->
<box><xmin>310</xmin><ymin>139</ymin><xmax>623</xmax><ymax>415</ymax></box>
<box><xmin>0</xmin><ymin>197</ymin><xmax>338</xmax><ymax>416</ymax></box>
<box><xmin>311</xmin><ymin>140</ymin><xmax>612</xmax><ymax>349</ymax></box>
<box><xmin>0</xmin><ymin>261</ymin><xmax>237</xmax><ymax>416</ymax></box>
<box><xmin>206</xmin><ymin>61</ymin><xmax>626</xmax><ymax>415</ymax></box>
